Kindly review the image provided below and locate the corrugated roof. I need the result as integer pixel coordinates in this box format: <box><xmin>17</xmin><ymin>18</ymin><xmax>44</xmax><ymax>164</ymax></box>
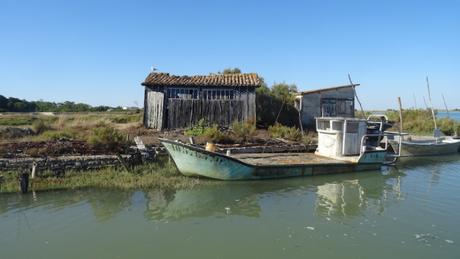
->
<box><xmin>297</xmin><ymin>84</ymin><xmax>360</xmax><ymax>95</ymax></box>
<box><xmin>142</xmin><ymin>72</ymin><xmax>262</xmax><ymax>88</ymax></box>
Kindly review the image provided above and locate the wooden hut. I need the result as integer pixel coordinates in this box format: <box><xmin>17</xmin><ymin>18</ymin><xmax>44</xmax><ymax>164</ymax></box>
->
<box><xmin>295</xmin><ymin>84</ymin><xmax>359</xmax><ymax>128</ymax></box>
<box><xmin>142</xmin><ymin>72</ymin><xmax>261</xmax><ymax>130</ymax></box>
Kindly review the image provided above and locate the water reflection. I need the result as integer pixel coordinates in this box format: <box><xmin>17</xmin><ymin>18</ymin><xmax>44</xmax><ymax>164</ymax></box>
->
<box><xmin>3</xmin><ymin>157</ymin><xmax>458</xmax><ymax>222</ymax></box>
<box><xmin>314</xmin><ymin>169</ymin><xmax>404</xmax><ymax>218</ymax></box>
<box><xmin>143</xmin><ymin>169</ymin><xmax>407</xmax><ymax>221</ymax></box>
<box><xmin>0</xmin><ymin>189</ymin><xmax>134</xmax><ymax>222</ymax></box>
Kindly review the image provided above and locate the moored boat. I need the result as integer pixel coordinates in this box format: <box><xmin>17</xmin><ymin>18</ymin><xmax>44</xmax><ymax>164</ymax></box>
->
<box><xmin>161</xmin><ymin>117</ymin><xmax>393</xmax><ymax>180</ymax></box>
<box><xmin>389</xmin><ymin>136</ymin><xmax>460</xmax><ymax>157</ymax></box>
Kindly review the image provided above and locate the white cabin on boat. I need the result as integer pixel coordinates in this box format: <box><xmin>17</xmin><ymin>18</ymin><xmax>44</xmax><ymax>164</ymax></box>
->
<box><xmin>316</xmin><ymin>117</ymin><xmax>368</xmax><ymax>158</ymax></box>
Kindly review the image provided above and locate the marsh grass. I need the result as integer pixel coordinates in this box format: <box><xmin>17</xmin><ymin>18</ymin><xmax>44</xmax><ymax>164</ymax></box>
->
<box><xmin>386</xmin><ymin>109</ymin><xmax>460</xmax><ymax>136</ymax></box>
<box><xmin>0</xmin><ymin>160</ymin><xmax>216</xmax><ymax>194</ymax></box>
<box><xmin>1</xmin><ymin>112</ymin><xmax>142</xmax><ymax>145</ymax></box>
<box><xmin>268</xmin><ymin>123</ymin><xmax>302</xmax><ymax>141</ymax></box>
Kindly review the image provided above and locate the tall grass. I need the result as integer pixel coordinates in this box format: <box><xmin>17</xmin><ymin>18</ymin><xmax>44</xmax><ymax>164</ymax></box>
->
<box><xmin>386</xmin><ymin>109</ymin><xmax>460</xmax><ymax>135</ymax></box>
<box><xmin>0</xmin><ymin>160</ymin><xmax>216</xmax><ymax>193</ymax></box>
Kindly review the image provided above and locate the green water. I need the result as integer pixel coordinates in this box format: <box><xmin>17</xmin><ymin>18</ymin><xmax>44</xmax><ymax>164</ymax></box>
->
<box><xmin>1</xmin><ymin>156</ymin><xmax>460</xmax><ymax>259</ymax></box>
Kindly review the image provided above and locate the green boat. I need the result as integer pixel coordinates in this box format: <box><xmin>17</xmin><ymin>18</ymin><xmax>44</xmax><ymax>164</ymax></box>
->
<box><xmin>161</xmin><ymin>117</ymin><xmax>392</xmax><ymax>180</ymax></box>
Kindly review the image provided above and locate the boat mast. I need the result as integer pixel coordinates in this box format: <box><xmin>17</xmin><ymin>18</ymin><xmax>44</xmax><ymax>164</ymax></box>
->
<box><xmin>442</xmin><ymin>93</ymin><xmax>450</xmax><ymax>118</ymax></box>
<box><xmin>426</xmin><ymin>77</ymin><xmax>437</xmax><ymax>130</ymax></box>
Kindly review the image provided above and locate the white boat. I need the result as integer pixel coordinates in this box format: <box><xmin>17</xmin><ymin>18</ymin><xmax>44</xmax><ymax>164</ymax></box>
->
<box><xmin>389</xmin><ymin>135</ymin><xmax>460</xmax><ymax>157</ymax></box>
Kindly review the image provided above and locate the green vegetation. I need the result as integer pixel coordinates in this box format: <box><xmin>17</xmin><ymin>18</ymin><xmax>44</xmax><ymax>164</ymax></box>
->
<box><xmin>231</xmin><ymin>120</ymin><xmax>256</xmax><ymax>142</ymax></box>
<box><xmin>0</xmin><ymin>113</ymin><xmax>140</xmax><ymax>153</ymax></box>
<box><xmin>0</xmin><ymin>115</ymin><xmax>36</xmax><ymax>126</ymax></box>
<box><xmin>184</xmin><ymin>118</ymin><xmax>207</xmax><ymax>136</ymax></box>
<box><xmin>219</xmin><ymin>67</ymin><xmax>242</xmax><ymax>74</ymax></box>
<box><xmin>32</xmin><ymin>119</ymin><xmax>53</xmax><ymax>134</ymax></box>
<box><xmin>386</xmin><ymin>109</ymin><xmax>460</xmax><ymax>136</ymax></box>
<box><xmin>201</xmin><ymin>125</ymin><xmax>230</xmax><ymax>143</ymax></box>
<box><xmin>256</xmin><ymin>82</ymin><xmax>299</xmax><ymax>128</ymax></box>
<box><xmin>184</xmin><ymin>119</ymin><xmax>229</xmax><ymax>142</ymax></box>
<box><xmin>0</xmin><ymin>160</ymin><xmax>217</xmax><ymax>194</ymax></box>
<box><xmin>185</xmin><ymin>119</ymin><xmax>258</xmax><ymax>143</ymax></box>
<box><xmin>88</xmin><ymin>124</ymin><xmax>128</xmax><ymax>150</ymax></box>
<box><xmin>0</xmin><ymin>94</ymin><xmax>137</xmax><ymax>112</ymax></box>
<box><xmin>268</xmin><ymin>123</ymin><xmax>302</xmax><ymax>141</ymax></box>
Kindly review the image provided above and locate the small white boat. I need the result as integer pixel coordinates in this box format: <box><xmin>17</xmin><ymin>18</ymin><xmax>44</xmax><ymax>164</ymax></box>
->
<box><xmin>389</xmin><ymin>136</ymin><xmax>460</xmax><ymax>157</ymax></box>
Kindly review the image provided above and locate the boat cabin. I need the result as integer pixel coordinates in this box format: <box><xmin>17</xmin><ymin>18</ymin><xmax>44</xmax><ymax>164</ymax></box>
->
<box><xmin>316</xmin><ymin>117</ymin><xmax>368</xmax><ymax>158</ymax></box>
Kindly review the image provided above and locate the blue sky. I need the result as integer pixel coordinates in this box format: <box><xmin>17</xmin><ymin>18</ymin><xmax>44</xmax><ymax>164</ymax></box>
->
<box><xmin>1</xmin><ymin>0</ymin><xmax>459</xmax><ymax>109</ymax></box>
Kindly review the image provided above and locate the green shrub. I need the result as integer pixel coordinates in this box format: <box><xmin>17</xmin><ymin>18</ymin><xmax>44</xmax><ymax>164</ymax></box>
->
<box><xmin>42</xmin><ymin>130</ymin><xmax>77</xmax><ymax>140</ymax></box>
<box><xmin>438</xmin><ymin>118</ymin><xmax>460</xmax><ymax>136</ymax></box>
<box><xmin>0</xmin><ymin>116</ymin><xmax>35</xmax><ymax>126</ymax></box>
<box><xmin>88</xmin><ymin>125</ymin><xmax>127</xmax><ymax>150</ymax></box>
<box><xmin>32</xmin><ymin>119</ymin><xmax>53</xmax><ymax>134</ymax></box>
<box><xmin>386</xmin><ymin>109</ymin><xmax>459</xmax><ymax>136</ymax></box>
<box><xmin>203</xmin><ymin>125</ymin><xmax>230</xmax><ymax>143</ymax></box>
<box><xmin>110</xmin><ymin>114</ymin><xmax>142</xmax><ymax>124</ymax></box>
<box><xmin>185</xmin><ymin>119</ymin><xmax>207</xmax><ymax>136</ymax></box>
<box><xmin>268</xmin><ymin>123</ymin><xmax>302</xmax><ymax>141</ymax></box>
<box><xmin>231</xmin><ymin>120</ymin><xmax>256</xmax><ymax>142</ymax></box>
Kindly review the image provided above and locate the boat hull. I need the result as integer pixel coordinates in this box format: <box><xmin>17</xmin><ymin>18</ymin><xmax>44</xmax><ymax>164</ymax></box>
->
<box><xmin>390</xmin><ymin>139</ymin><xmax>460</xmax><ymax>157</ymax></box>
<box><xmin>161</xmin><ymin>139</ymin><xmax>386</xmax><ymax>180</ymax></box>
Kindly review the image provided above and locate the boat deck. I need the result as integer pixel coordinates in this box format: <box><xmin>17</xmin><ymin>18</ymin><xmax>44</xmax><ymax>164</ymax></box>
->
<box><xmin>231</xmin><ymin>152</ymin><xmax>353</xmax><ymax>166</ymax></box>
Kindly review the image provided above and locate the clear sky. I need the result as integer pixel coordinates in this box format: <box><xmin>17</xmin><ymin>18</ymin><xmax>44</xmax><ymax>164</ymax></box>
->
<box><xmin>1</xmin><ymin>0</ymin><xmax>459</xmax><ymax>109</ymax></box>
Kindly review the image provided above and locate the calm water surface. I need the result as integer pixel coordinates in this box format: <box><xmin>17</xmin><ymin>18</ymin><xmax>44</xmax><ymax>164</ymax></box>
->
<box><xmin>1</xmin><ymin>156</ymin><xmax>460</xmax><ymax>259</ymax></box>
<box><xmin>438</xmin><ymin>111</ymin><xmax>460</xmax><ymax>122</ymax></box>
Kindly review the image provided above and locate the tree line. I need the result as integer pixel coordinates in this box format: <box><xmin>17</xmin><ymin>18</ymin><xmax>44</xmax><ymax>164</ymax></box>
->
<box><xmin>0</xmin><ymin>95</ymin><xmax>121</xmax><ymax>112</ymax></box>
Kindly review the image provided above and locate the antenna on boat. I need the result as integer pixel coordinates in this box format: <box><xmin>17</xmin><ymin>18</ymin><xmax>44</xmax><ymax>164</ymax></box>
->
<box><xmin>348</xmin><ymin>74</ymin><xmax>365</xmax><ymax>119</ymax></box>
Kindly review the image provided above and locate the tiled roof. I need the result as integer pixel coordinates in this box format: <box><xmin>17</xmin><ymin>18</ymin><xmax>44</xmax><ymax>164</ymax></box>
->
<box><xmin>142</xmin><ymin>72</ymin><xmax>262</xmax><ymax>88</ymax></box>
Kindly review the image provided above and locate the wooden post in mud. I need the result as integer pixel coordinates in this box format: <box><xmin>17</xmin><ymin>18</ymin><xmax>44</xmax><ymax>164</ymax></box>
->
<box><xmin>397</xmin><ymin>97</ymin><xmax>403</xmax><ymax>134</ymax></box>
<box><xmin>397</xmin><ymin>97</ymin><xmax>404</xmax><ymax>157</ymax></box>
<box><xmin>31</xmin><ymin>161</ymin><xmax>38</xmax><ymax>179</ymax></box>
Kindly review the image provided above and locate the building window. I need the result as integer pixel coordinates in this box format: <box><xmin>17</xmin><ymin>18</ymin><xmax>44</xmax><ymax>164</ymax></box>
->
<box><xmin>202</xmin><ymin>89</ymin><xmax>237</xmax><ymax>100</ymax></box>
<box><xmin>167</xmin><ymin>88</ymin><xmax>198</xmax><ymax>99</ymax></box>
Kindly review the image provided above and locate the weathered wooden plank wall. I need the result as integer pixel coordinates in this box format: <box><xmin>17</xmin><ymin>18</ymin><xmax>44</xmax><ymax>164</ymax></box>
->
<box><xmin>144</xmin><ymin>88</ymin><xmax>164</xmax><ymax>130</ymax></box>
<box><xmin>167</xmin><ymin>99</ymin><xmax>246</xmax><ymax>128</ymax></box>
<box><xmin>145</xmin><ymin>87</ymin><xmax>256</xmax><ymax>129</ymax></box>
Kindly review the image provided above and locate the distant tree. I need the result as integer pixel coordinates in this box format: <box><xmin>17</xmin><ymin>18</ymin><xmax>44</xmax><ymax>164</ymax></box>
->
<box><xmin>220</xmin><ymin>68</ymin><xmax>241</xmax><ymax>74</ymax></box>
<box><xmin>255</xmin><ymin>81</ymin><xmax>299</xmax><ymax>128</ymax></box>
<box><xmin>0</xmin><ymin>95</ymin><xmax>8</xmax><ymax>111</ymax></box>
<box><xmin>270</xmin><ymin>83</ymin><xmax>298</xmax><ymax>105</ymax></box>
<box><xmin>0</xmin><ymin>95</ymin><xmax>120</xmax><ymax>112</ymax></box>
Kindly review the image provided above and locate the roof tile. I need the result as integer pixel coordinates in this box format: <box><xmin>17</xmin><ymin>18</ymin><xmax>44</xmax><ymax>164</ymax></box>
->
<box><xmin>142</xmin><ymin>72</ymin><xmax>261</xmax><ymax>88</ymax></box>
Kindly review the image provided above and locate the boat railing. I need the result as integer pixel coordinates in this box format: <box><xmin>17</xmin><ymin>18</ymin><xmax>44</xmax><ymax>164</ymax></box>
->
<box><xmin>359</xmin><ymin>132</ymin><xmax>408</xmax><ymax>157</ymax></box>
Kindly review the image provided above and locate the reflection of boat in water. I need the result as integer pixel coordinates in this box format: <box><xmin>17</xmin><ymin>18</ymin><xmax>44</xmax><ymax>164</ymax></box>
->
<box><xmin>315</xmin><ymin>170</ymin><xmax>403</xmax><ymax>218</ymax></box>
<box><xmin>161</xmin><ymin>117</ymin><xmax>391</xmax><ymax>180</ymax></box>
<box><xmin>144</xmin><ymin>170</ymin><xmax>404</xmax><ymax>221</ymax></box>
